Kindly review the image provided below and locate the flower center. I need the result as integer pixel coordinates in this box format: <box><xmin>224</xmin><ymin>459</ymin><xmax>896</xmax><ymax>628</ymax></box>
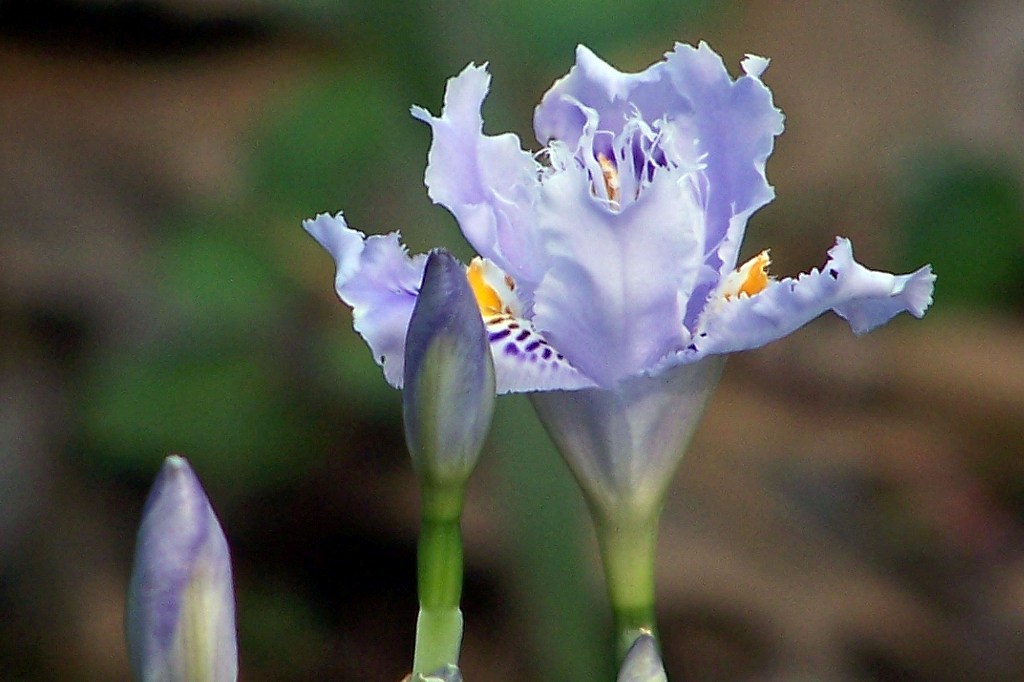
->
<box><xmin>722</xmin><ymin>250</ymin><xmax>772</xmax><ymax>300</ymax></box>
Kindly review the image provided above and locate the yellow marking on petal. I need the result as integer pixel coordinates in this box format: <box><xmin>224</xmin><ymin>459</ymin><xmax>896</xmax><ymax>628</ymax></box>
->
<box><xmin>597</xmin><ymin>153</ymin><xmax>620</xmax><ymax>204</ymax></box>
<box><xmin>739</xmin><ymin>250</ymin><xmax>771</xmax><ymax>296</ymax></box>
<box><xmin>467</xmin><ymin>258</ymin><xmax>503</xmax><ymax>317</ymax></box>
<box><xmin>466</xmin><ymin>256</ymin><xmax>522</xmax><ymax>321</ymax></box>
<box><xmin>724</xmin><ymin>250</ymin><xmax>772</xmax><ymax>300</ymax></box>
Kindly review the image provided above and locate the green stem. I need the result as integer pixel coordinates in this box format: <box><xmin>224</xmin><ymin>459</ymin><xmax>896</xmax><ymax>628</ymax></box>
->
<box><xmin>593</xmin><ymin>509</ymin><xmax>660</xmax><ymax>662</ymax></box>
<box><xmin>413</xmin><ymin>480</ymin><xmax>465</xmax><ymax>675</ymax></box>
<box><xmin>413</xmin><ymin>608</ymin><xmax>463</xmax><ymax>677</ymax></box>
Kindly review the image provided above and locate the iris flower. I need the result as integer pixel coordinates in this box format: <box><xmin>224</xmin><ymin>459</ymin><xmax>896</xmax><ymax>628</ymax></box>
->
<box><xmin>305</xmin><ymin>38</ymin><xmax>934</xmax><ymax>519</ymax></box>
<box><xmin>304</xmin><ymin>42</ymin><xmax>934</xmax><ymax>655</ymax></box>
<box><xmin>305</xmin><ymin>43</ymin><xmax>932</xmax><ymax>394</ymax></box>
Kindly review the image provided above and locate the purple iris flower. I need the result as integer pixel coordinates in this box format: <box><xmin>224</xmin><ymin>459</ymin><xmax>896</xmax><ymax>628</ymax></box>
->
<box><xmin>304</xmin><ymin>42</ymin><xmax>932</xmax><ymax>393</ymax></box>
<box><xmin>126</xmin><ymin>456</ymin><xmax>237</xmax><ymax>682</ymax></box>
<box><xmin>303</xmin><ymin>42</ymin><xmax>934</xmax><ymax>511</ymax></box>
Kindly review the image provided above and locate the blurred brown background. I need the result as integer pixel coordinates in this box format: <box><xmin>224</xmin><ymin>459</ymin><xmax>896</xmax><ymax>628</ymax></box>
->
<box><xmin>1</xmin><ymin>0</ymin><xmax>1022</xmax><ymax>680</ymax></box>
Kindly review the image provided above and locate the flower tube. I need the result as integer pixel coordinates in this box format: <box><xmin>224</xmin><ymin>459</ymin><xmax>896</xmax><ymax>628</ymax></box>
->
<box><xmin>304</xmin><ymin>42</ymin><xmax>934</xmax><ymax>658</ymax></box>
<box><xmin>126</xmin><ymin>455</ymin><xmax>237</xmax><ymax>682</ymax></box>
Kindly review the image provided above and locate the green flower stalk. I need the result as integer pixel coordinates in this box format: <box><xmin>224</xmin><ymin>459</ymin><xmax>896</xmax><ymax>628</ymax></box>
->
<box><xmin>403</xmin><ymin>250</ymin><xmax>496</xmax><ymax>676</ymax></box>
<box><xmin>530</xmin><ymin>358</ymin><xmax>725</xmax><ymax>657</ymax></box>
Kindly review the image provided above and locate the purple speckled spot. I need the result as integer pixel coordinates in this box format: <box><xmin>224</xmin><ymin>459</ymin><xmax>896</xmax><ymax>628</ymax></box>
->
<box><xmin>489</xmin><ymin>329</ymin><xmax>511</xmax><ymax>342</ymax></box>
<box><xmin>542</xmin><ymin>348</ymin><xmax>553</xmax><ymax>359</ymax></box>
<box><xmin>525</xmin><ymin>340</ymin><xmax>542</xmax><ymax>352</ymax></box>
<box><xmin>504</xmin><ymin>342</ymin><xmax>520</xmax><ymax>355</ymax></box>
<box><xmin>515</xmin><ymin>330</ymin><xmax>530</xmax><ymax>341</ymax></box>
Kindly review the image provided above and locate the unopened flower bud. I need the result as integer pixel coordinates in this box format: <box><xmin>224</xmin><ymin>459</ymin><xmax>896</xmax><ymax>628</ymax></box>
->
<box><xmin>403</xmin><ymin>249</ymin><xmax>495</xmax><ymax>483</ymax></box>
<box><xmin>617</xmin><ymin>634</ymin><xmax>668</xmax><ymax>682</ymax></box>
<box><xmin>126</xmin><ymin>455</ymin><xmax>237</xmax><ymax>682</ymax></box>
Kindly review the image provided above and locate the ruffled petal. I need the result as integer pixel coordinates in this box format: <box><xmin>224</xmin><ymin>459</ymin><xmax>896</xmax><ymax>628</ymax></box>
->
<box><xmin>534</xmin><ymin>44</ymin><xmax>784</xmax><ymax>328</ymax></box>
<box><xmin>535</xmin><ymin>43</ymin><xmax>782</xmax><ymax>252</ymax></box>
<box><xmin>660</xmin><ymin>43</ymin><xmax>785</xmax><ymax>324</ymax></box>
<box><xmin>535</xmin><ymin>45</ymin><xmax>664</xmax><ymax>151</ymax></box>
<box><xmin>302</xmin><ymin>209</ymin><xmax>366</xmax><ymax>286</ymax></box>
<box><xmin>412</xmin><ymin>64</ymin><xmax>545</xmax><ymax>287</ymax></box>
<box><xmin>303</xmin><ymin>213</ymin><xmax>426</xmax><ymax>387</ymax></box>
<box><xmin>306</xmin><ymin>216</ymin><xmax>594</xmax><ymax>394</ymax></box>
<box><xmin>684</xmin><ymin>238</ymin><xmax>936</xmax><ymax>358</ymax></box>
<box><xmin>532</xmin><ymin>160</ymin><xmax>703</xmax><ymax>388</ymax></box>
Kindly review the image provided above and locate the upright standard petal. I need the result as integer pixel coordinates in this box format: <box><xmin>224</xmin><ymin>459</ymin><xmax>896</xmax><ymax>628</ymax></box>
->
<box><xmin>533</xmin><ymin>44</ymin><xmax>784</xmax><ymax>331</ymax></box>
<box><xmin>126</xmin><ymin>455</ymin><xmax>236</xmax><ymax>682</ymax></box>
<box><xmin>412</xmin><ymin>64</ymin><xmax>545</xmax><ymax>288</ymax></box>
<box><xmin>304</xmin><ymin>213</ymin><xmax>427</xmax><ymax>387</ymax></box>
<box><xmin>534</xmin><ymin>43</ymin><xmax>784</xmax><ymax>263</ymax></box>
<box><xmin>687</xmin><ymin>238</ymin><xmax>936</xmax><ymax>358</ymax></box>
<box><xmin>404</xmin><ymin>250</ymin><xmax>495</xmax><ymax>482</ymax></box>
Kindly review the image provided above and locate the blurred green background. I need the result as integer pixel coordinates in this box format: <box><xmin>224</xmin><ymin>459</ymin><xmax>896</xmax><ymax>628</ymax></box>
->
<box><xmin>1</xmin><ymin>1</ymin><xmax>1023</xmax><ymax>680</ymax></box>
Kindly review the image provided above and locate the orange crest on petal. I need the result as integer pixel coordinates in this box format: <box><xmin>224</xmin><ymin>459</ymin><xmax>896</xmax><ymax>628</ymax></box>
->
<box><xmin>466</xmin><ymin>257</ymin><xmax>521</xmax><ymax>319</ymax></box>
<box><xmin>467</xmin><ymin>258</ymin><xmax>503</xmax><ymax>317</ymax></box>
<box><xmin>722</xmin><ymin>250</ymin><xmax>772</xmax><ymax>300</ymax></box>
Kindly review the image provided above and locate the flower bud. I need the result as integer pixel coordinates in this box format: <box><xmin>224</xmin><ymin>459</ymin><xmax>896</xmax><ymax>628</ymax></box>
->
<box><xmin>403</xmin><ymin>249</ymin><xmax>496</xmax><ymax>483</ymax></box>
<box><xmin>617</xmin><ymin>634</ymin><xmax>668</xmax><ymax>682</ymax></box>
<box><xmin>126</xmin><ymin>455</ymin><xmax>237</xmax><ymax>682</ymax></box>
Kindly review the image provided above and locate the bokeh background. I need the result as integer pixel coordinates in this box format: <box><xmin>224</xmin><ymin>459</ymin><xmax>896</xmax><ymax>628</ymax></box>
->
<box><xmin>2</xmin><ymin>0</ymin><xmax>1023</xmax><ymax>680</ymax></box>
